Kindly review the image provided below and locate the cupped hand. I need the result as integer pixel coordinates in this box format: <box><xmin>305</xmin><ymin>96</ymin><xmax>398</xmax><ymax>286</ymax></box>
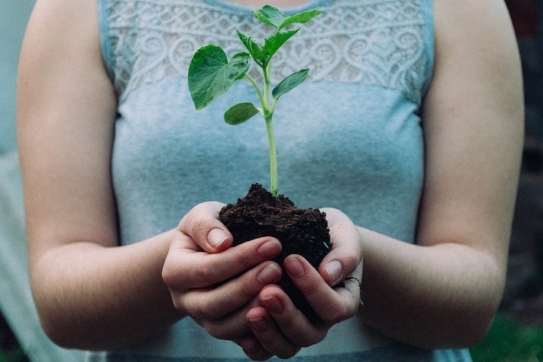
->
<box><xmin>240</xmin><ymin>207</ymin><xmax>363</xmax><ymax>360</ymax></box>
<box><xmin>162</xmin><ymin>201</ymin><xmax>283</xmax><ymax>342</ymax></box>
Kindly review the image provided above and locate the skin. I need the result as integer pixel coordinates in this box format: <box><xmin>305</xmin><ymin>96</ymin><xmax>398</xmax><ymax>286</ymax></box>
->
<box><xmin>228</xmin><ymin>0</ymin><xmax>310</xmax><ymax>8</ymax></box>
<box><xmin>16</xmin><ymin>0</ymin><xmax>523</xmax><ymax>360</ymax></box>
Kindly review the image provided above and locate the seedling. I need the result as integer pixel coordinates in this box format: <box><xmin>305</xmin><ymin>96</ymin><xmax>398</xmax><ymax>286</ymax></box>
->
<box><xmin>188</xmin><ymin>5</ymin><xmax>321</xmax><ymax>197</ymax></box>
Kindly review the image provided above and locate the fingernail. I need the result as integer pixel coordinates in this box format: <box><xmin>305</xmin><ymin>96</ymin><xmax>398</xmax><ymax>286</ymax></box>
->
<box><xmin>261</xmin><ymin>295</ymin><xmax>283</xmax><ymax>314</ymax></box>
<box><xmin>248</xmin><ymin>316</ymin><xmax>268</xmax><ymax>333</ymax></box>
<box><xmin>326</xmin><ymin>260</ymin><xmax>342</xmax><ymax>286</ymax></box>
<box><xmin>208</xmin><ymin>228</ymin><xmax>228</xmax><ymax>249</ymax></box>
<box><xmin>257</xmin><ymin>263</ymin><xmax>281</xmax><ymax>285</ymax></box>
<box><xmin>257</xmin><ymin>239</ymin><xmax>281</xmax><ymax>259</ymax></box>
<box><xmin>285</xmin><ymin>256</ymin><xmax>305</xmax><ymax>278</ymax></box>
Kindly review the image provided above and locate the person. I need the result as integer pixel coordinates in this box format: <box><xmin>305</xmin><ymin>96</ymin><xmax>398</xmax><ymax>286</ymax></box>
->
<box><xmin>16</xmin><ymin>0</ymin><xmax>523</xmax><ymax>360</ymax></box>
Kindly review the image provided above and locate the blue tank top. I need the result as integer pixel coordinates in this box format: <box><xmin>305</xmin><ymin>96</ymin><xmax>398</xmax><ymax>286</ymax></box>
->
<box><xmin>91</xmin><ymin>0</ymin><xmax>472</xmax><ymax>360</ymax></box>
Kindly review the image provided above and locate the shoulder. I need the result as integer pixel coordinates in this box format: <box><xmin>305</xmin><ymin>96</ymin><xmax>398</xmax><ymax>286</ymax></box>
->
<box><xmin>29</xmin><ymin>0</ymin><xmax>99</xmax><ymax>22</ymax></box>
<box><xmin>19</xmin><ymin>0</ymin><xmax>108</xmax><ymax>103</ymax></box>
<box><xmin>433</xmin><ymin>0</ymin><xmax>512</xmax><ymax>24</ymax></box>
<box><xmin>432</xmin><ymin>0</ymin><xmax>518</xmax><ymax>57</ymax></box>
<box><xmin>23</xmin><ymin>0</ymin><xmax>101</xmax><ymax>59</ymax></box>
<box><xmin>428</xmin><ymin>0</ymin><xmax>522</xmax><ymax>106</ymax></box>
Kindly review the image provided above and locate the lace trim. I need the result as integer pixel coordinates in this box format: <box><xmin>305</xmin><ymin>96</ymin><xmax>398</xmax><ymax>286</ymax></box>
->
<box><xmin>103</xmin><ymin>0</ymin><xmax>432</xmax><ymax>103</ymax></box>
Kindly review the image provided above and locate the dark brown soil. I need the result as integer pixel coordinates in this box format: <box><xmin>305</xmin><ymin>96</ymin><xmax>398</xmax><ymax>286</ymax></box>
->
<box><xmin>219</xmin><ymin>183</ymin><xmax>331</xmax><ymax>323</ymax></box>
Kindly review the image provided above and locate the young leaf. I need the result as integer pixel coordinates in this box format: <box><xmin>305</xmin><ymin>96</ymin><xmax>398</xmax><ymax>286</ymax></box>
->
<box><xmin>253</xmin><ymin>5</ymin><xmax>288</xmax><ymax>29</ymax></box>
<box><xmin>278</xmin><ymin>9</ymin><xmax>322</xmax><ymax>30</ymax></box>
<box><xmin>262</xmin><ymin>29</ymin><xmax>299</xmax><ymax>61</ymax></box>
<box><xmin>237</xmin><ymin>31</ymin><xmax>266</xmax><ymax>67</ymax></box>
<box><xmin>188</xmin><ymin>45</ymin><xmax>250</xmax><ymax>110</ymax></box>
<box><xmin>224</xmin><ymin>103</ymin><xmax>260</xmax><ymax>125</ymax></box>
<box><xmin>253</xmin><ymin>5</ymin><xmax>322</xmax><ymax>30</ymax></box>
<box><xmin>272</xmin><ymin>68</ymin><xmax>309</xmax><ymax>100</ymax></box>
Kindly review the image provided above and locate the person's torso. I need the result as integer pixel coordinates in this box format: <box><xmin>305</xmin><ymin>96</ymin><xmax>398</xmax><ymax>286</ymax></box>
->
<box><xmin>90</xmin><ymin>0</ymin><xmax>471</xmax><ymax>360</ymax></box>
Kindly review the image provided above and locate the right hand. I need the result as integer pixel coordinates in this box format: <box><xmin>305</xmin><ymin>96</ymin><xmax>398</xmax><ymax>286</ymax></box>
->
<box><xmin>240</xmin><ymin>208</ymin><xmax>363</xmax><ymax>360</ymax></box>
<box><xmin>162</xmin><ymin>201</ymin><xmax>283</xmax><ymax>342</ymax></box>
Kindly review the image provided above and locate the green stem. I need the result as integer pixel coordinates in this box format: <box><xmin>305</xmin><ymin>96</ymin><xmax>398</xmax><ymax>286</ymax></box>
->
<box><xmin>260</xmin><ymin>60</ymin><xmax>278</xmax><ymax>197</ymax></box>
<box><xmin>263</xmin><ymin>61</ymin><xmax>271</xmax><ymax>107</ymax></box>
<box><xmin>265</xmin><ymin>114</ymin><xmax>278</xmax><ymax>197</ymax></box>
<box><xmin>244</xmin><ymin>74</ymin><xmax>265</xmax><ymax>107</ymax></box>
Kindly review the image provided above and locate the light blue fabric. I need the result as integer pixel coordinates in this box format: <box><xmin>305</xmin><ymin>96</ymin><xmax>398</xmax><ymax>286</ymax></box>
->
<box><xmin>92</xmin><ymin>0</ymin><xmax>472</xmax><ymax>360</ymax></box>
<box><xmin>88</xmin><ymin>345</ymin><xmax>473</xmax><ymax>361</ymax></box>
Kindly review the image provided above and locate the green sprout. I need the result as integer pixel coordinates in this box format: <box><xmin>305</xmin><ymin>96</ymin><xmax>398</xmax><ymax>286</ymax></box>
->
<box><xmin>188</xmin><ymin>5</ymin><xmax>321</xmax><ymax>197</ymax></box>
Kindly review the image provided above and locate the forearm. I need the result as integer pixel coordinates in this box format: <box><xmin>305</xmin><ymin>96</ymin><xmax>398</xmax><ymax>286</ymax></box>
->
<box><xmin>357</xmin><ymin>227</ymin><xmax>505</xmax><ymax>349</ymax></box>
<box><xmin>30</xmin><ymin>229</ymin><xmax>182</xmax><ymax>350</ymax></box>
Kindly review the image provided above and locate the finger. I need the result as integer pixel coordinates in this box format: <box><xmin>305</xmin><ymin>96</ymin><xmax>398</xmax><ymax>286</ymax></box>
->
<box><xmin>258</xmin><ymin>285</ymin><xmax>328</xmax><ymax>347</ymax></box>
<box><xmin>181</xmin><ymin>261</ymin><xmax>282</xmax><ymax>321</ymax></box>
<box><xmin>179</xmin><ymin>202</ymin><xmax>233</xmax><ymax>253</ymax></box>
<box><xmin>238</xmin><ymin>335</ymin><xmax>273</xmax><ymax>361</ymax></box>
<box><xmin>319</xmin><ymin>208</ymin><xmax>363</xmax><ymax>287</ymax></box>
<box><xmin>198</xmin><ymin>295</ymin><xmax>261</xmax><ymax>341</ymax></box>
<box><xmin>163</xmin><ymin>236</ymin><xmax>282</xmax><ymax>290</ymax></box>
<box><xmin>284</xmin><ymin>255</ymin><xmax>360</xmax><ymax>325</ymax></box>
<box><xmin>246</xmin><ymin>306</ymin><xmax>301</xmax><ymax>359</ymax></box>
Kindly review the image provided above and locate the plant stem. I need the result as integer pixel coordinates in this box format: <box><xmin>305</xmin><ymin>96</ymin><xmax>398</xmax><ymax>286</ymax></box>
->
<box><xmin>263</xmin><ymin>62</ymin><xmax>271</xmax><ymax>110</ymax></box>
<box><xmin>261</xmin><ymin>60</ymin><xmax>278</xmax><ymax>197</ymax></box>
<box><xmin>245</xmin><ymin>74</ymin><xmax>264</xmax><ymax>107</ymax></box>
<box><xmin>265</xmin><ymin>114</ymin><xmax>278</xmax><ymax>197</ymax></box>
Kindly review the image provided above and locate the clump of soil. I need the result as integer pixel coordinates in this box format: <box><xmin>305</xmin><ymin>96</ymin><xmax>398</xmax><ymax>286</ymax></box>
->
<box><xmin>219</xmin><ymin>183</ymin><xmax>331</xmax><ymax>323</ymax></box>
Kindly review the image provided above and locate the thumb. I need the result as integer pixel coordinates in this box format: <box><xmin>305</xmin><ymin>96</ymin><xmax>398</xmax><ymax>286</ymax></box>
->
<box><xmin>179</xmin><ymin>201</ymin><xmax>233</xmax><ymax>253</ymax></box>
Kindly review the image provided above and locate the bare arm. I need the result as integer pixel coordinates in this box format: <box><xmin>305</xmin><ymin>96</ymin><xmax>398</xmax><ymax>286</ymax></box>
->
<box><xmin>358</xmin><ymin>0</ymin><xmax>524</xmax><ymax>348</ymax></box>
<box><xmin>16</xmin><ymin>0</ymin><xmax>185</xmax><ymax>349</ymax></box>
<box><xmin>17</xmin><ymin>0</ymin><xmax>282</xmax><ymax>350</ymax></box>
<box><xmin>229</xmin><ymin>0</ymin><xmax>523</xmax><ymax>357</ymax></box>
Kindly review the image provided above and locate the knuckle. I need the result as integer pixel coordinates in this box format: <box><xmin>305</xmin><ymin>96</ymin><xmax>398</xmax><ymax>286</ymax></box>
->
<box><xmin>191</xmin><ymin>298</ymin><xmax>221</xmax><ymax>321</ymax></box>
<box><xmin>162</xmin><ymin>258</ymin><xmax>193</xmax><ymax>290</ymax></box>
<box><xmin>179</xmin><ymin>203</ymin><xmax>213</xmax><ymax>235</ymax></box>
<box><xmin>170</xmin><ymin>292</ymin><xmax>190</xmax><ymax>315</ymax></box>
<box><xmin>342</xmin><ymin>254</ymin><xmax>360</xmax><ymax>272</ymax></box>
<box><xmin>197</xmin><ymin>265</ymin><xmax>221</xmax><ymax>285</ymax></box>
<box><xmin>188</xmin><ymin>260</ymin><xmax>220</xmax><ymax>286</ymax></box>
<box><xmin>279</xmin><ymin>314</ymin><xmax>297</xmax><ymax>331</ymax></box>
<box><xmin>239</xmin><ymin>266</ymin><xmax>269</xmax><ymax>299</ymax></box>
<box><xmin>161</xmin><ymin>267</ymin><xmax>173</xmax><ymax>287</ymax></box>
<box><xmin>161</xmin><ymin>265</ymin><xmax>179</xmax><ymax>289</ymax></box>
<box><xmin>238</xmin><ymin>282</ymin><xmax>257</xmax><ymax>302</ymax></box>
<box><xmin>178</xmin><ymin>209</ymin><xmax>195</xmax><ymax>232</ymax></box>
<box><xmin>190</xmin><ymin>217</ymin><xmax>209</xmax><ymax>239</ymax></box>
<box><xmin>233</xmin><ymin>245</ymin><xmax>254</xmax><ymax>268</ymax></box>
<box><xmin>171</xmin><ymin>296</ymin><xmax>183</xmax><ymax>311</ymax></box>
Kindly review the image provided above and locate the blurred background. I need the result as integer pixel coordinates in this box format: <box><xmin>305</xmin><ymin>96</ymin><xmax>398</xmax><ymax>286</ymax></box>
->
<box><xmin>1</xmin><ymin>0</ymin><xmax>543</xmax><ymax>361</ymax></box>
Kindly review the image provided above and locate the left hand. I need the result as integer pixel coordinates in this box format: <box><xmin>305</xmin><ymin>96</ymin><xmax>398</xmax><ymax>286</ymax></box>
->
<box><xmin>238</xmin><ymin>208</ymin><xmax>363</xmax><ymax>360</ymax></box>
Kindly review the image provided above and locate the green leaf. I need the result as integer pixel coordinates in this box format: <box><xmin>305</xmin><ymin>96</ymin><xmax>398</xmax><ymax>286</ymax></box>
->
<box><xmin>224</xmin><ymin>103</ymin><xmax>260</xmax><ymax>125</ymax></box>
<box><xmin>253</xmin><ymin>5</ymin><xmax>322</xmax><ymax>30</ymax></box>
<box><xmin>238</xmin><ymin>29</ymin><xmax>299</xmax><ymax>68</ymax></box>
<box><xmin>188</xmin><ymin>45</ymin><xmax>250</xmax><ymax>110</ymax></box>
<box><xmin>262</xmin><ymin>29</ymin><xmax>299</xmax><ymax>61</ymax></box>
<box><xmin>272</xmin><ymin>68</ymin><xmax>309</xmax><ymax>99</ymax></box>
<box><xmin>237</xmin><ymin>31</ymin><xmax>266</xmax><ymax>67</ymax></box>
<box><xmin>279</xmin><ymin>9</ymin><xmax>322</xmax><ymax>30</ymax></box>
<box><xmin>253</xmin><ymin>5</ymin><xmax>288</xmax><ymax>29</ymax></box>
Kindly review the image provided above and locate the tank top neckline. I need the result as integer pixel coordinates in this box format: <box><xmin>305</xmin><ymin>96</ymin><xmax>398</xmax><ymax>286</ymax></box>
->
<box><xmin>202</xmin><ymin>0</ymin><xmax>334</xmax><ymax>14</ymax></box>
